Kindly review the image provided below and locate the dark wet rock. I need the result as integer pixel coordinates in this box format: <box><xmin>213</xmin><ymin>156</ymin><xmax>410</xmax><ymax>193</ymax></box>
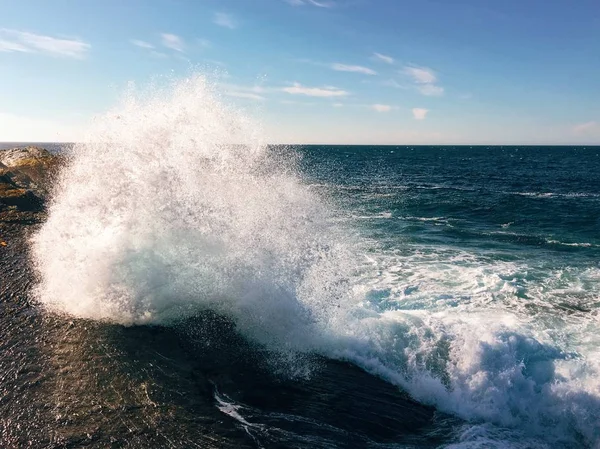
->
<box><xmin>0</xmin><ymin>183</ymin><xmax>42</xmax><ymax>211</ymax></box>
<box><xmin>0</xmin><ymin>146</ymin><xmax>61</xmax><ymax>219</ymax></box>
<box><xmin>0</xmin><ymin>146</ymin><xmax>61</xmax><ymax>194</ymax></box>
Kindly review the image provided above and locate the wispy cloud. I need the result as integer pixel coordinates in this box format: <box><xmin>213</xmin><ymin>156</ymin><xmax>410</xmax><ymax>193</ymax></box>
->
<box><xmin>0</xmin><ymin>29</ymin><xmax>90</xmax><ymax>59</ymax></box>
<box><xmin>214</xmin><ymin>12</ymin><xmax>237</xmax><ymax>29</ymax></box>
<box><xmin>221</xmin><ymin>83</ymin><xmax>265</xmax><ymax>93</ymax></box>
<box><xmin>573</xmin><ymin>121</ymin><xmax>598</xmax><ymax>134</ymax></box>
<box><xmin>161</xmin><ymin>33</ymin><xmax>184</xmax><ymax>52</ymax></box>
<box><xmin>382</xmin><ymin>79</ymin><xmax>410</xmax><ymax>89</ymax></box>
<box><xmin>402</xmin><ymin>65</ymin><xmax>444</xmax><ymax>96</ymax></box>
<box><xmin>282</xmin><ymin>83</ymin><xmax>349</xmax><ymax>97</ymax></box>
<box><xmin>412</xmin><ymin>108</ymin><xmax>429</xmax><ymax>120</ymax></box>
<box><xmin>373</xmin><ymin>52</ymin><xmax>394</xmax><ymax>64</ymax></box>
<box><xmin>0</xmin><ymin>39</ymin><xmax>30</xmax><ymax>52</ymax></box>
<box><xmin>417</xmin><ymin>84</ymin><xmax>444</xmax><ymax>96</ymax></box>
<box><xmin>220</xmin><ymin>83</ymin><xmax>266</xmax><ymax>101</ymax></box>
<box><xmin>295</xmin><ymin>58</ymin><xmax>377</xmax><ymax>75</ymax></box>
<box><xmin>285</xmin><ymin>0</ymin><xmax>334</xmax><ymax>7</ymax></box>
<box><xmin>225</xmin><ymin>92</ymin><xmax>265</xmax><ymax>101</ymax></box>
<box><xmin>404</xmin><ymin>66</ymin><xmax>437</xmax><ymax>84</ymax></box>
<box><xmin>130</xmin><ymin>39</ymin><xmax>154</xmax><ymax>49</ymax></box>
<box><xmin>331</xmin><ymin>63</ymin><xmax>377</xmax><ymax>75</ymax></box>
<box><xmin>280</xmin><ymin>100</ymin><xmax>316</xmax><ymax>106</ymax></box>
<box><xmin>327</xmin><ymin>102</ymin><xmax>396</xmax><ymax>111</ymax></box>
<box><xmin>371</xmin><ymin>104</ymin><xmax>393</xmax><ymax>112</ymax></box>
<box><xmin>133</xmin><ymin>37</ymin><xmax>209</xmax><ymax>53</ymax></box>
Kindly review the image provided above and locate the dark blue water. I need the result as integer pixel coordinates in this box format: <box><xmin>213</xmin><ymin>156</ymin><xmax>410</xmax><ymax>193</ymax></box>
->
<box><xmin>300</xmin><ymin>145</ymin><xmax>600</xmax><ymax>254</ymax></box>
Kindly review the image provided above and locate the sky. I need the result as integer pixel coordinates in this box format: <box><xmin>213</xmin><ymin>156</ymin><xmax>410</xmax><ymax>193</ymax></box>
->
<box><xmin>0</xmin><ymin>0</ymin><xmax>599</xmax><ymax>144</ymax></box>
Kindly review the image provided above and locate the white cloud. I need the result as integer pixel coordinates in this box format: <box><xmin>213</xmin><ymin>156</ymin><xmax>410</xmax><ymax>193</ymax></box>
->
<box><xmin>134</xmin><ymin>37</ymin><xmax>209</xmax><ymax>53</ymax></box>
<box><xmin>412</xmin><ymin>108</ymin><xmax>428</xmax><ymax>120</ymax></box>
<box><xmin>0</xmin><ymin>29</ymin><xmax>90</xmax><ymax>59</ymax></box>
<box><xmin>285</xmin><ymin>0</ymin><xmax>334</xmax><ymax>7</ymax></box>
<box><xmin>573</xmin><ymin>121</ymin><xmax>599</xmax><ymax>134</ymax></box>
<box><xmin>225</xmin><ymin>92</ymin><xmax>265</xmax><ymax>101</ymax></box>
<box><xmin>214</xmin><ymin>13</ymin><xmax>237</xmax><ymax>29</ymax></box>
<box><xmin>296</xmin><ymin>58</ymin><xmax>376</xmax><ymax>75</ymax></box>
<box><xmin>161</xmin><ymin>33</ymin><xmax>184</xmax><ymax>52</ymax></box>
<box><xmin>0</xmin><ymin>39</ymin><xmax>30</xmax><ymax>53</ymax></box>
<box><xmin>220</xmin><ymin>83</ymin><xmax>265</xmax><ymax>94</ymax></box>
<box><xmin>404</xmin><ymin>66</ymin><xmax>437</xmax><ymax>84</ymax></box>
<box><xmin>331</xmin><ymin>63</ymin><xmax>377</xmax><ymax>75</ymax></box>
<box><xmin>371</xmin><ymin>104</ymin><xmax>393</xmax><ymax>112</ymax></box>
<box><xmin>382</xmin><ymin>79</ymin><xmax>409</xmax><ymax>89</ymax></box>
<box><xmin>280</xmin><ymin>100</ymin><xmax>315</xmax><ymax>106</ymax></box>
<box><xmin>282</xmin><ymin>83</ymin><xmax>349</xmax><ymax>97</ymax></box>
<box><xmin>373</xmin><ymin>52</ymin><xmax>394</xmax><ymax>64</ymax></box>
<box><xmin>403</xmin><ymin>65</ymin><xmax>444</xmax><ymax>97</ymax></box>
<box><xmin>219</xmin><ymin>83</ymin><xmax>268</xmax><ymax>101</ymax></box>
<box><xmin>332</xmin><ymin>103</ymin><xmax>344</xmax><ymax>107</ymax></box>
<box><xmin>218</xmin><ymin>83</ymin><xmax>273</xmax><ymax>101</ymax></box>
<box><xmin>418</xmin><ymin>84</ymin><xmax>444</xmax><ymax>96</ymax></box>
<box><xmin>130</xmin><ymin>39</ymin><xmax>154</xmax><ymax>49</ymax></box>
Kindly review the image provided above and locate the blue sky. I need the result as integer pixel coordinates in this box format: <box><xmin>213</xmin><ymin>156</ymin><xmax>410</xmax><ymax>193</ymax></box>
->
<box><xmin>0</xmin><ymin>0</ymin><xmax>599</xmax><ymax>144</ymax></box>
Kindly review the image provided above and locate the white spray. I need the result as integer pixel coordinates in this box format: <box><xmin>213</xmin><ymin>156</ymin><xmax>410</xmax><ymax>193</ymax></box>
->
<box><xmin>31</xmin><ymin>76</ymin><xmax>356</xmax><ymax>349</ymax></box>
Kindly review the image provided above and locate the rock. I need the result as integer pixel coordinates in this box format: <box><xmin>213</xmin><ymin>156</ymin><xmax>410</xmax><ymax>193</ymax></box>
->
<box><xmin>0</xmin><ymin>146</ymin><xmax>61</xmax><ymax>216</ymax></box>
<box><xmin>0</xmin><ymin>146</ymin><xmax>61</xmax><ymax>196</ymax></box>
<box><xmin>0</xmin><ymin>183</ymin><xmax>41</xmax><ymax>211</ymax></box>
<box><xmin>0</xmin><ymin>146</ymin><xmax>53</xmax><ymax>167</ymax></box>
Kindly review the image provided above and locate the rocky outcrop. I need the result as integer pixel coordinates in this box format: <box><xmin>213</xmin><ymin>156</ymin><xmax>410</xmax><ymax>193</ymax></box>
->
<box><xmin>0</xmin><ymin>146</ymin><xmax>61</xmax><ymax>216</ymax></box>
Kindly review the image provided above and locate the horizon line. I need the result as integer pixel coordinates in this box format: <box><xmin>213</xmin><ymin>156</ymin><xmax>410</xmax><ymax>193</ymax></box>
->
<box><xmin>2</xmin><ymin>141</ymin><xmax>600</xmax><ymax>147</ymax></box>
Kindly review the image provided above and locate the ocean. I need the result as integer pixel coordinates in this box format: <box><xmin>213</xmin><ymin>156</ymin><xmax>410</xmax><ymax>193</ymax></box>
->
<box><xmin>1</xmin><ymin>78</ymin><xmax>599</xmax><ymax>448</ymax></box>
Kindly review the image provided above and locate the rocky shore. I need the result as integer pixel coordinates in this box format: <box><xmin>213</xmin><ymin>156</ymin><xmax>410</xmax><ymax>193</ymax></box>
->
<box><xmin>0</xmin><ymin>146</ymin><xmax>62</xmax><ymax>254</ymax></box>
<box><xmin>0</xmin><ymin>146</ymin><xmax>62</xmax><ymax>219</ymax></box>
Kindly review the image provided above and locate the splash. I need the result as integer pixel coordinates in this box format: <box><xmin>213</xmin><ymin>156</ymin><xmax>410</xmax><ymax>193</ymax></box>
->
<box><xmin>31</xmin><ymin>75</ymin><xmax>355</xmax><ymax>348</ymax></box>
<box><xmin>31</xmin><ymin>75</ymin><xmax>600</xmax><ymax>448</ymax></box>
